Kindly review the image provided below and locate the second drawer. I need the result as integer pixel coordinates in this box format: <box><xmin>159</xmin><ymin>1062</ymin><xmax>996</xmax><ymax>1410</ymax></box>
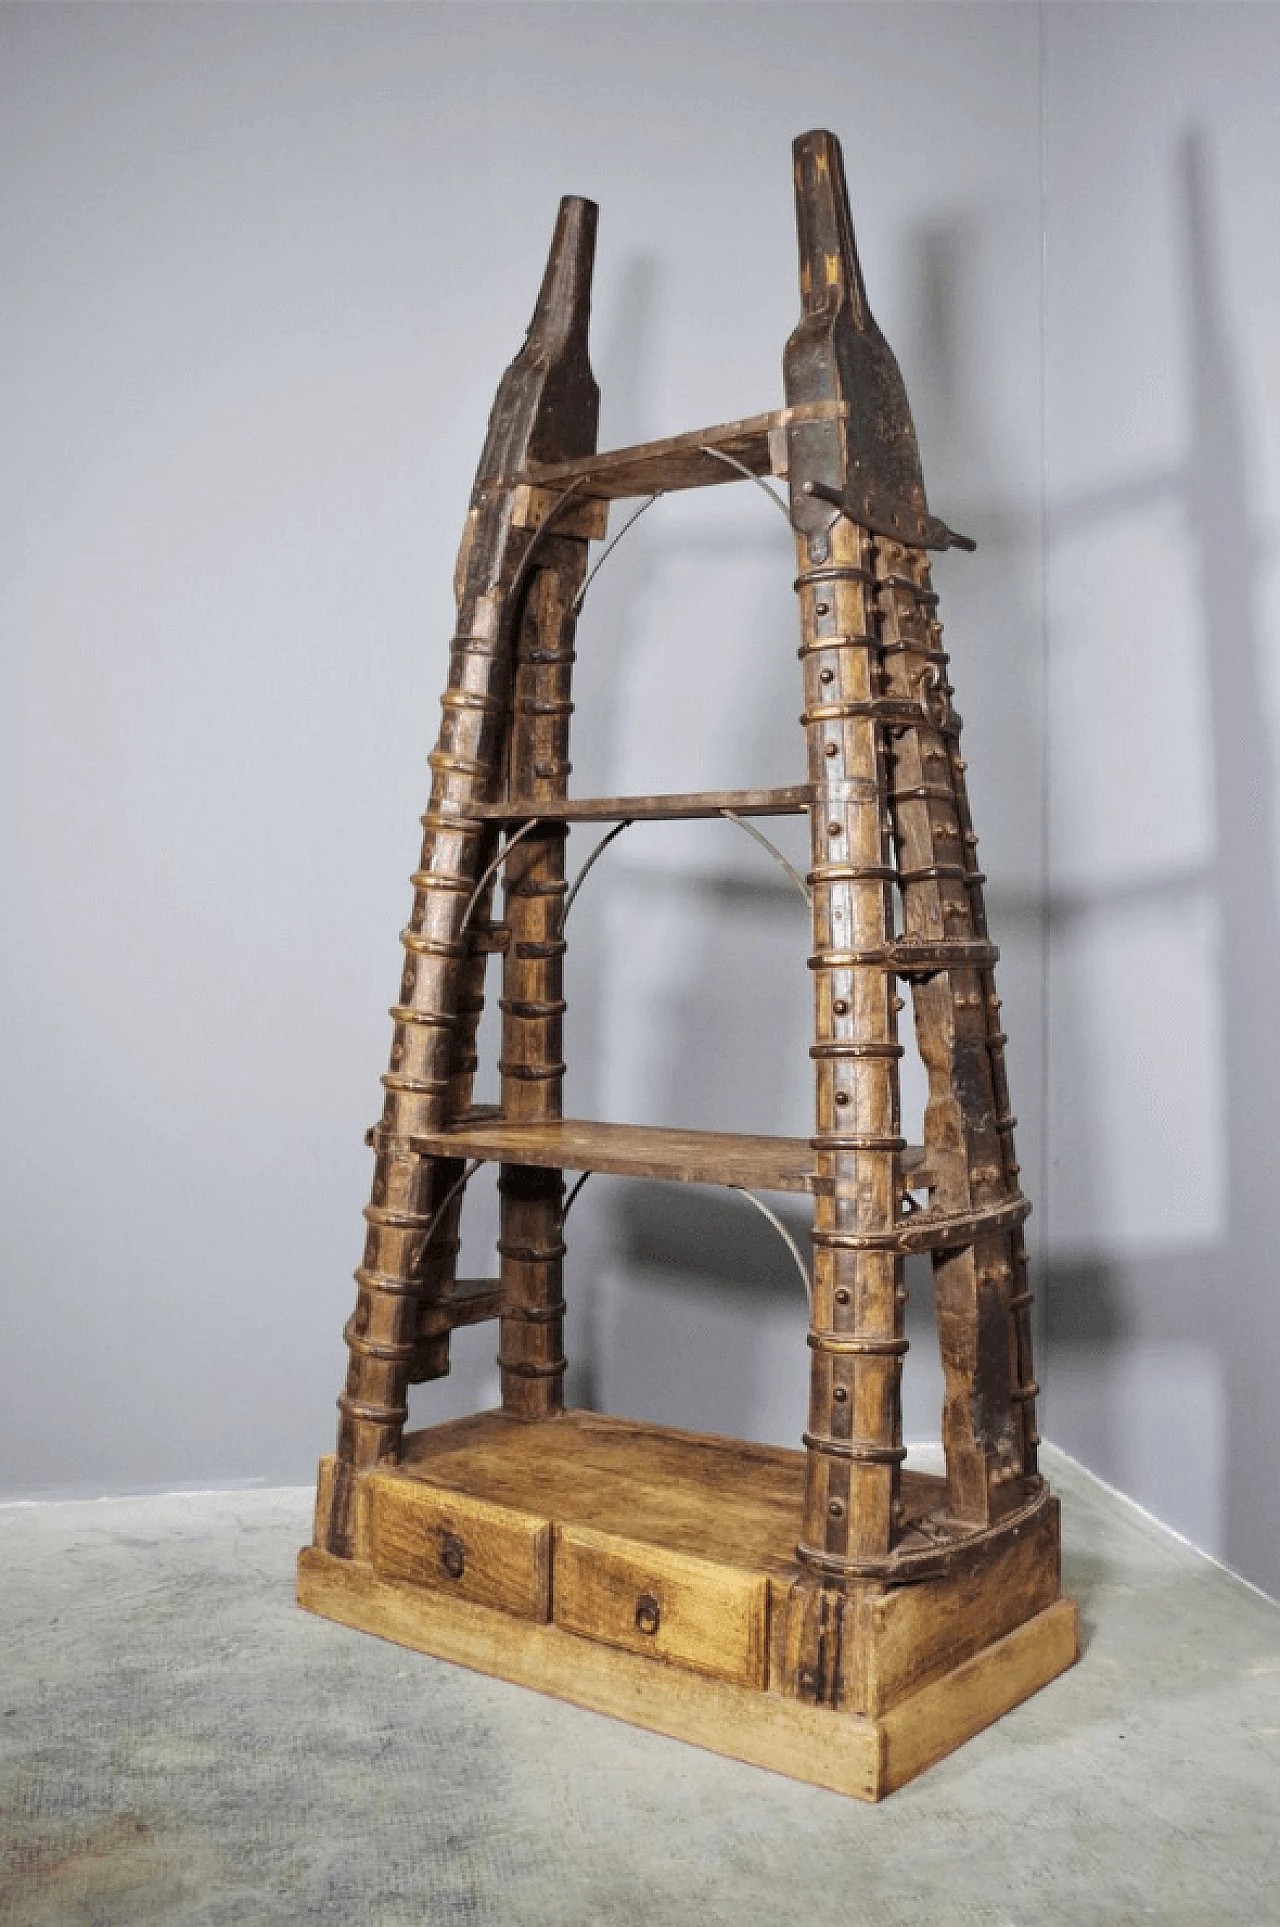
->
<box><xmin>554</xmin><ymin>1525</ymin><xmax>769</xmax><ymax>1688</ymax></box>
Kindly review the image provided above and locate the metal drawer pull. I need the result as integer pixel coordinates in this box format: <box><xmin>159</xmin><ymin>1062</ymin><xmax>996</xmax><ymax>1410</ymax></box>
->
<box><xmin>634</xmin><ymin>1592</ymin><xmax>661</xmax><ymax>1636</ymax></box>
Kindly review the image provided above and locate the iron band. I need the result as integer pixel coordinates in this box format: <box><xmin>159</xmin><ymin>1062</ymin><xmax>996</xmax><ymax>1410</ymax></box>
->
<box><xmin>805</xmin><ymin>698</ymin><xmax>930</xmax><ymax>726</ymax></box>
<box><xmin>362</xmin><ymin>1202</ymin><xmax>434</xmax><ymax>1233</ymax></box>
<box><xmin>519</xmin><ymin>698</ymin><xmax>575</xmax><ymax>717</ymax></box>
<box><xmin>515</xmin><ymin>939</ymin><xmax>568</xmax><ymax>960</ymax></box>
<box><xmin>793</xmin><ymin>564</ymin><xmax>876</xmax><ymax>591</ymax></box>
<box><xmin>496</xmin><ymin>1238</ymin><xmax>568</xmax><ymax>1265</ymax></box>
<box><xmin>809</xmin><ymin>1132</ymin><xmax>907</xmax><ymax>1153</ymax></box>
<box><xmin>809</xmin><ymin>1040</ymin><xmax>904</xmax><ymax>1060</ymax></box>
<box><xmin>427</xmin><ymin>750</ymin><xmax>490</xmax><ymax>780</ymax></box>
<box><xmin>796</xmin><ymin>631</ymin><xmax>880</xmax><ymax>660</ymax></box>
<box><xmin>807</xmin><ymin>1331</ymin><xmax>910</xmax><ymax>1357</ymax></box>
<box><xmin>802</xmin><ymin>1431</ymin><xmax>908</xmax><ymax>1465</ymax></box>
<box><xmin>498</xmin><ymin>1059</ymin><xmax>568</xmax><ymax>1081</ymax></box>
<box><xmin>808</xmin><ymin>777</ymin><xmax>880</xmax><ymax>803</ymax></box>
<box><xmin>409</xmin><ymin>871</ymin><xmax>471</xmax><ymax>895</ymax></box>
<box><xmin>521</xmin><ymin>647</ymin><xmax>578</xmax><ymax>666</ymax></box>
<box><xmin>389</xmin><ymin>1005</ymin><xmax>458</xmax><ymax>1031</ymax></box>
<box><xmin>496</xmin><ymin>1354</ymin><xmax>566</xmax><ymax>1380</ymax></box>
<box><xmin>887</xmin><ymin>781</ymin><xmax>957</xmax><ymax>804</ymax></box>
<box><xmin>440</xmin><ymin>687</ymin><xmax>504</xmax><ymax>715</ymax></box>
<box><xmin>381</xmin><ymin>1071</ymin><xmax>451</xmax><ymax>1099</ymax></box>
<box><xmin>808</xmin><ymin>939</ymin><xmax>1000</xmax><ymax>972</ymax></box>
<box><xmin>419</xmin><ymin>808</ymin><xmax>488</xmax><ymax>835</ymax></box>
<box><xmin>342</xmin><ymin>1321</ymin><xmax>417</xmax><ymax>1364</ymax></box>
<box><xmin>353</xmin><ymin>1265</ymin><xmax>431</xmax><ymax>1300</ymax></box>
<box><xmin>337</xmin><ymin>1392</ymin><xmax>409</xmax><ymax>1429</ymax></box>
<box><xmin>896</xmin><ymin>863</ymin><xmax>970</xmax><ymax>886</ymax></box>
<box><xmin>498</xmin><ymin>996</ymin><xmax>568</xmax><ymax>1018</ymax></box>
<box><xmin>400</xmin><ymin>928</ymin><xmax>465</xmax><ymax>961</ymax></box>
<box><xmin>501</xmin><ymin>1299</ymin><xmax>568</xmax><ymax>1325</ymax></box>
<box><xmin>806</xmin><ymin>862</ymin><xmax>897</xmax><ymax>885</ymax></box>
<box><xmin>448</xmin><ymin>631</ymin><xmax>503</xmax><ymax>658</ymax></box>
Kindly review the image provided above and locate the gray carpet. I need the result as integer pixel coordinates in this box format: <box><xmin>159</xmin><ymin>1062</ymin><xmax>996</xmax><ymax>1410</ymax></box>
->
<box><xmin>2</xmin><ymin>1445</ymin><xmax>1277</xmax><ymax>1925</ymax></box>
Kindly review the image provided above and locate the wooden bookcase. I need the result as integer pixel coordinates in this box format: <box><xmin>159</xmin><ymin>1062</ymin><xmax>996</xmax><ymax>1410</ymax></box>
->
<box><xmin>298</xmin><ymin>129</ymin><xmax>1077</xmax><ymax>1801</ymax></box>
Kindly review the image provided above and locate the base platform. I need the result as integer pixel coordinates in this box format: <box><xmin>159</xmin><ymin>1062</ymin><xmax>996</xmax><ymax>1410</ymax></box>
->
<box><xmin>299</xmin><ymin>1410</ymin><xmax>1078</xmax><ymax>1801</ymax></box>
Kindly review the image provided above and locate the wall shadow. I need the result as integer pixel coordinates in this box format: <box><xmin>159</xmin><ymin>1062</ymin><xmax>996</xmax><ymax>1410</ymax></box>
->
<box><xmin>1048</xmin><ymin>132</ymin><xmax>1280</xmax><ymax>1598</ymax></box>
<box><xmin>570</xmin><ymin>208</ymin><xmax>1045</xmax><ymax>1457</ymax></box>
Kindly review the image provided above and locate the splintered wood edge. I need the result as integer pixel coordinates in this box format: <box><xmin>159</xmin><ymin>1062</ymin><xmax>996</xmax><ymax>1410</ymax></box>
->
<box><xmin>296</xmin><ymin>1549</ymin><xmax>1079</xmax><ymax>1802</ymax></box>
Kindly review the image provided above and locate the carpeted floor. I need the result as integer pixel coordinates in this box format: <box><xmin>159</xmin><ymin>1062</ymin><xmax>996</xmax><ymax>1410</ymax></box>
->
<box><xmin>1</xmin><ymin>1444</ymin><xmax>1277</xmax><ymax>1926</ymax></box>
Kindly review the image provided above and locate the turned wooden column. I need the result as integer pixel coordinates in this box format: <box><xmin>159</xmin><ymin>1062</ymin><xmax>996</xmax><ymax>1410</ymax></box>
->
<box><xmin>498</xmin><ymin>546</ymin><xmax>589</xmax><ymax>1416</ymax></box>
<box><xmin>796</xmin><ymin>517</ymin><xmax>907</xmax><ymax>1577</ymax></box>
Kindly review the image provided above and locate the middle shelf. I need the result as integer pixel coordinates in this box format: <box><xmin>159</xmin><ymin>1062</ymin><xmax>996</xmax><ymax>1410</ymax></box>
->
<box><xmin>405</xmin><ymin>1114</ymin><xmax>929</xmax><ymax>1196</ymax></box>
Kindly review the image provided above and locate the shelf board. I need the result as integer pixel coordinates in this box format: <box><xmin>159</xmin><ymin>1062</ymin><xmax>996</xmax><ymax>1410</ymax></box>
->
<box><xmin>471</xmin><ymin>786</ymin><xmax>811</xmax><ymax>824</ymax></box>
<box><xmin>409</xmin><ymin>1115</ymin><xmax>928</xmax><ymax>1195</ymax></box>
<box><xmin>518</xmin><ymin>400</ymin><xmax>845</xmax><ymax>501</ymax></box>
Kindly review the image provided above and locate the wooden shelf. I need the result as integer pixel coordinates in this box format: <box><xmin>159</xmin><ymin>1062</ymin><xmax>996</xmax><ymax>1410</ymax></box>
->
<box><xmin>519</xmin><ymin>400</ymin><xmax>845</xmax><ymax>501</ymax></box>
<box><xmin>471</xmin><ymin>786</ymin><xmax>811</xmax><ymax>824</ymax></box>
<box><xmin>408</xmin><ymin>1115</ymin><xmax>928</xmax><ymax>1195</ymax></box>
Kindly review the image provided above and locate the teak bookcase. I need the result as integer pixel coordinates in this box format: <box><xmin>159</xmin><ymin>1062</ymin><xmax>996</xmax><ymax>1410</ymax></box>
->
<box><xmin>298</xmin><ymin>130</ymin><xmax>1078</xmax><ymax>1801</ymax></box>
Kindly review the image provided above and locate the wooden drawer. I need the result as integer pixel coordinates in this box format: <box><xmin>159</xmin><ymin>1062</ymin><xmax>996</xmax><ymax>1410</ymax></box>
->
<box><xmin>554</xmin><ymin>1525</ymin><xmax>769</xmax><ymax>1688</ymax></box>
<box><xmin>366</xmin><ymin>1476</ymin><xmax>551</xmax><ymax>1622</ymax></box>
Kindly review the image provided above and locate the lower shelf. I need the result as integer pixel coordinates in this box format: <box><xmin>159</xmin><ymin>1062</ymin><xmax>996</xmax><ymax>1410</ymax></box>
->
<box><xmin>300</xmin><ymin>1410</ymin><xmax>1078</xmax><ymax>1800</ymax></box>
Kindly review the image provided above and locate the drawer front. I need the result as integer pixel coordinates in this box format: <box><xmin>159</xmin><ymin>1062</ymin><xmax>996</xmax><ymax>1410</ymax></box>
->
<box><xmin>367</xmin><ymin>1477</ymin><xmax>551</xmax><ymax>1622</ymax></box>
<box><xmin>554</xmin><ymin>1526</ymin><xmax>768</xmax><ymax>1688</ymax></box>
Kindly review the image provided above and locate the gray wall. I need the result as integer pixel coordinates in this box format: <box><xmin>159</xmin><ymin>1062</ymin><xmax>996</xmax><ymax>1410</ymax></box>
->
<box><xmin>3</xmin><ymin>2</ymin><xmax>1272</xmax><ymax>1600</ymax></box>
<box><xmin>1044</xmin><ymin>4</ymin><xmax>1280</xmax><ymax>1598</ymax></box>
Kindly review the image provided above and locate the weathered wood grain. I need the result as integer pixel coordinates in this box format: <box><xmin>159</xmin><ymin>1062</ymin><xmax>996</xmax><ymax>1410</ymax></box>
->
<box><xmin>522</xmin><ymin>400</ymin><xmax>847</xmax><ymax>500</ymax></box>
<box><xmin>367</xmin><ymin>1477</ymin><xmax>551</xmax><ymax>1621</ymax></box>
<box><xmin>296</xmin><ymin>1548</ymin><xmax>1078</xmax><ymax>1801</ymax></box>
<box><xmin>472</xmin><ymin>786</ymin><xmax>811</xmax><ymax>823</ymax></box>
<box><xmin>555</xmin><ymin>1524</ymin><xmax>770</xmax><ymax>1689</ymax></box>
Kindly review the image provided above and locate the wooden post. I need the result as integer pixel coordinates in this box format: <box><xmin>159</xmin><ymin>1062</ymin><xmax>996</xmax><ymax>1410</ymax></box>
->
<box><xmin>323</xmin><ymin>196</ymin><xmax>600</xmax><ymax>1554</ymax></box>
<box><xmin>796</xmin><ymin>516</ymin><xmax>907</xmax><ymax>1584</ymax></box>
<box><xmin>498</xmin><ymin>547</ymin><xmax>590</xmax><ymax>1415</ymax></box>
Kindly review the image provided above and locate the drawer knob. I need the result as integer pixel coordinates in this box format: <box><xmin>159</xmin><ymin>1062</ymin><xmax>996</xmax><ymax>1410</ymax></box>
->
<box><xmin>440</xmin><ymin>1532</ymin><xmax>466</xmax><ymax>1580</ymax></box>
<box><xmin>634</xmin><ymin>1592</ymin><xmax>661</xmax><ymax>1636</ymax></box>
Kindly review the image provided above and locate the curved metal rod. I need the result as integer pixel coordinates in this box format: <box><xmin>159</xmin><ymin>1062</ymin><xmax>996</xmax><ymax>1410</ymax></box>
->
<box><xmin>719</xmin><ymin>809</ymin><xmax>812</xmax><ymax>908</ymax></box>
<box><xmin>732</xmin><ymin>1187</ymin><xmax>812</xmax><ymax>1306</ymax></box>
<box><xmin>414</xmin><ymin>1158</ymin><xmax>483</xmax><ymax>1269</ymax></box>
<box><xmin>557</xmin><ymin>1168</ymin><xmax>810</xmax><ymax>1306</ymax></box>
<box><xmin>697</xmin><ymin>445</ymin><xmax>793</xmax><ymax>524</ymax></box>
<box><xmin>571</xmin><ymin>492</ymin><xmax>665</xmax><ymax>617</ymax></box>
<box><xmin>505</xmin><ymin>476</ymin><xmax>593</xmax><ymax>617</ymax></box>
<box><xmin>562</xmin><ymin>1171</ymin><xmax>592</xmax><ymax>1219</ymax></box>
<box><xmin>458</xmin><ymin>818</ymin><xmax>539</xmax><ymax>932</ymax></box>
<box><xmin>563</xmin><ymin>817</ymin><xmax>634</xmax><ymax>921</ymax></box>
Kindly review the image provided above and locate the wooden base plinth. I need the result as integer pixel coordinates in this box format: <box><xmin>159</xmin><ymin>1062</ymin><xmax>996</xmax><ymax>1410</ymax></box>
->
<box><xmin>299</xmin><ymin>1411</ymin><xmax>1078</xmax><ymax>1801</ymax></box>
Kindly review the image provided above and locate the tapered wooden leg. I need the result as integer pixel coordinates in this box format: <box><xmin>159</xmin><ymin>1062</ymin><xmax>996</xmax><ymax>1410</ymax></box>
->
<box><xmin>498</xmin><ymin>540</ymin><xmax>588</xmax><ymax>1416</ymax></box>
<box><xmin>796</xmin><ymin>517</ymin><xmax>906</xmax><ymax>1603</ymax></box>
<box><xmin>322</xmin><ymin>196</ymin><xmax>601</xmax><ymax>1553</ymax></box>
<box><xmin>877</xmin><ymin>539</ymin><xmax>1038</xmax><ymax>1522</ymax></box>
